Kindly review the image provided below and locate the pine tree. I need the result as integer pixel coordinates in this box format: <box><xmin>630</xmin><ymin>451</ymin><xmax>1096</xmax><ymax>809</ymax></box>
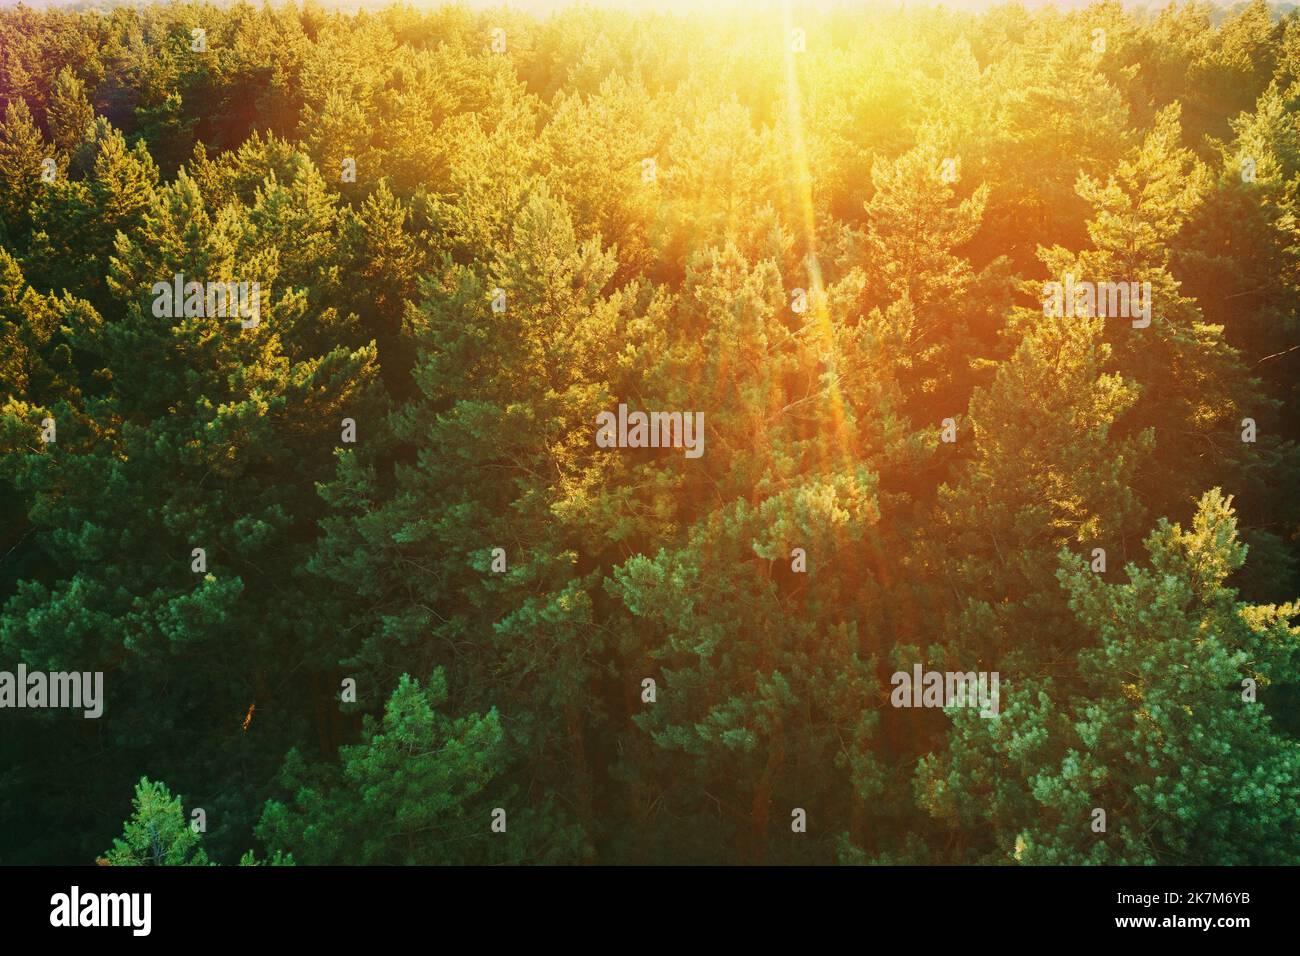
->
<box><xmin>917</xmin><ymin>490</ymin><xmax>1300</xmax><ymax>864</ymax></box>
<box><xmin>0</xmin><ymin>97</ymin><xmax>49</xmax><ymax>242</ymax></box>
<box><xmin>45</xmin><ymin>67</ymin><xmax>95</xmax><ymax>161</ymax></box>
<box><xmin>104</xmin><ymin>778</ymin><xmax>212</xmax><ymax>866</ymax></box>
<box><xmin>257</xmin><ymin>671</ymin><xmax>518</xmax><ymax>865</ymax></box>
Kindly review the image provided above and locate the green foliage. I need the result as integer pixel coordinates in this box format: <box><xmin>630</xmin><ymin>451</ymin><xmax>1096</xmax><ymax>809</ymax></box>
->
<box><xmin>257</xmin><ymin>670</ymin><xmax>531</xmax><ymax>864</ymax></box>
<box><xmin>1</xmin><ymin>0</ymin><xmax>1297</xmax><ymax>867</ymax></box>
<box><xmin>104</xmin><ymin>778</ymin><xmax>211</xmax><ymax>866</ymax></box>
<box><xmin>917</xmin><ymin>491</ymin><xmax>1300</xmax><ymax>864</ymax></box>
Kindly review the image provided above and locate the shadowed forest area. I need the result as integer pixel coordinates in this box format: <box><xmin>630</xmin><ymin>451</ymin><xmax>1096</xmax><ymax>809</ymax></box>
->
<box><xmin>1</xmin><ymin>0</ymin><xmax>1299</xmax><ymax>865</ymax></box>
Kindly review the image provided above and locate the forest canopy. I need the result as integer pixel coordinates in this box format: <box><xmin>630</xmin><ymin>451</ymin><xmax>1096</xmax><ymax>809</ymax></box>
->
<box><xmin>1</xmin><ymin>0</ymin><xmax>1299</xmax><ymax>866</ymax></box>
